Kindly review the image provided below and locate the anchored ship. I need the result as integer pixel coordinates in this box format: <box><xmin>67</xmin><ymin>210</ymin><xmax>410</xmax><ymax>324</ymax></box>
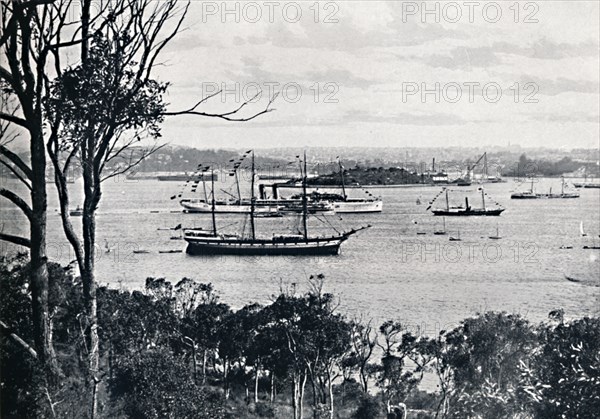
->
<box><xmin>430</xmin><ymin>188</ymin><xmax>505</xmax><ymax>216</ymax></box>
<box><xmin>184</xmin><ymin>152</ymin><xmax>370</xmax><ymax>256</ymax></box>
<box><xmin>511</xmin><ymin>177</ymin><xmax>579</xmax><ymax>199</ymax></box>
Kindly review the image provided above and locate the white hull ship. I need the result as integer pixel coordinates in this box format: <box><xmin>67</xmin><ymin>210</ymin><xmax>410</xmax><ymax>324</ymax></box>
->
<box><xmin>292</xmin><ymin>158</ymin><xmax>383</xmax><ymax>214</ymax></box>
<box><xmin>333</xmin><ymin>199</ymin><xmax>383</xmax><ymax>213</ymax></box>
<box><xmin>183</xmin><ymin>152</ymin><xmax>369</xmax><ymax>256</ymax></box>
<box><xmin>180</xmin><ymin>198</ymin><xmax>279</xmax><ymax>214</ymax></box>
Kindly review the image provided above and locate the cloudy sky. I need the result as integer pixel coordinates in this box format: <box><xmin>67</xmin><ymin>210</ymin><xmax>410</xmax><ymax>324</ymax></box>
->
<box><xmin>154</xmin><ymin>1</ymin><xmax>599</xmax><ymax>149</ymax></box>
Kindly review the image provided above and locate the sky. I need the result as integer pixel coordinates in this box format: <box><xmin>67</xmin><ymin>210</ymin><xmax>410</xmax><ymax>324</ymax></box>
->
<box><xmin>152</xmin><ymin>1</ymin><xmax>600</xmax><ymax>149</ymax></box>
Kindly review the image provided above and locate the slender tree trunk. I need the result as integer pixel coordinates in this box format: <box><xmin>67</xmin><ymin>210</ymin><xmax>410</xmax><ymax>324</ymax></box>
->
<box><xmin>299</xmin><ymin>371</ymin><xmax>307</xmax><ymax>419</ymax></box>
<box><xmin>202</xmin><ymin>349</ymin><xmax>207</xmax><ymax>384</ymax></box>
<box><xmin>223</xmin><ymin>359</ymin><xmax>230</xmax><ymax>399</ymax></box>
<box><xmin>270</xmin><ymin>371</ymin><xmax>275</xmax><ymax>403</ymax></box>
<box><xmin>30</xmin><ymin>127</ymin><xmax>58</xmax><ymax>381</ymax></box>
<box><xmin>82</xmin><ymin>207</ymin><xmax>99</xmax><ymax>419</ymax></box>
<box><xmin>327</xmin><ymin>369</ymin><xmax>334</xmax><ymax>419</ymax></box>
<box><xmin>292</xmin><ymin>373</ymin><xmax>298</xmax><ymax>419</ymax></box>
<box><xmin>254</xmin><ymin>364</ymin><xmax>259</xmax><ymax>403</ymax></box>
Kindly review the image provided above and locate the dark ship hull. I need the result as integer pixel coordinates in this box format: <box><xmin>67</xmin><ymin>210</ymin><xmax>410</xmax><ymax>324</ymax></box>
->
<box><xmin>185</xmin><ymin>235</ymin><xmax>348</xmax><ymax>256</ymax></box>
<box><xmin>432</xmin><ymin>208</ymin><xmax>504</xmax><ymax>216</ymax></box>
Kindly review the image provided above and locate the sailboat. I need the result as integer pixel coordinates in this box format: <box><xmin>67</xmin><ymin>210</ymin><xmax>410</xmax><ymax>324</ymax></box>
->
<box><xmin>489</xmin><ymin>223</ymin><xmax>501</xmax><ymax>240</ymax></box>
<box><xmin>183</xmin><ymin>152</ymin><xmax>370</xmax><ymax>256</ymax></box>
<box><xmin>449</xmin><ymin>229</ymin><xmax>461</xmax><ymax>241</ymax></box>
<box><xmin>580</xmin><ymin>221</ymin><xmax>587</xmax><ymax>237</ymax></box>
<box><xmin>433</xmin><ymin>217</ymin><xmax>447</xmax><ymax>235</ymax></box>
<box><xmin>431</xmin><ymin>188</ymin><xmax>504</xmax><ymax>216</ymax></box>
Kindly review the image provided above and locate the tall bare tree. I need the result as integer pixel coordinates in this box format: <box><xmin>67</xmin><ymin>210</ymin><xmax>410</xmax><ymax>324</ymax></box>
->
<box><xmin>0</xmin><ymin>0</ymin><xmax>65</xmax><ymax>381</ymax></box>
<box><xmin>43</xmin><ymin>1</ymin><xmax>276</xmax><ymax>417</ymax></box>
<box><xmin>2</xmin><ymin>1</ymin><xmax>276</xmax><ymax>416</ymax></box>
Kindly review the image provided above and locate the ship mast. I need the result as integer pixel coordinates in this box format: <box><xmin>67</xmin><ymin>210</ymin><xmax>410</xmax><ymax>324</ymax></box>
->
<box><xmin>338</xmin><ymin>158</ymin><xmax>347</xmax><ymax>200</ymax></box>
<box><xmin>481</xmin><ymin>188</ymin><xmax>486</xmax><ymax>211</ymax></box>
<box><xmin>234</xmin><ymin>170</ymin><xmax>242</xmax><ymax>205</ymax></box>
<box><xmin>250</xmin><ymin>151</ymin><xmax>256</xmax><ymax>240</ymax></box>
<box><xmin>561</xmin><ymin>176</ymin><xmax>565</xmax><ymax>195</ymax></box>
<box><xmin>302</xmin><ymin>151</ymin><xmax>308</xmax><ymax>240</ymax></box>
<box><xmin>202</xmin><ymin>170</ymin><xmax>208</xmax><ymax>203</ymax></box>
<box><xmin>445</xmin><ymin>188</ymin><xmax>450</xmax><ymax>211</ymax></box>
<box><xmin>211</xmin><ymin>168</ymin><xmax>217</xmax><ymax>235</ymax></box>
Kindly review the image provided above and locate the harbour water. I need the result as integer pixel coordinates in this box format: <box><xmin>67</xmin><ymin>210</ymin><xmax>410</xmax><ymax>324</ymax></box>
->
<box><xmin>2</xmin><ymin>177</ymin><xmax>599</xmax><ymax>332</ymax></box>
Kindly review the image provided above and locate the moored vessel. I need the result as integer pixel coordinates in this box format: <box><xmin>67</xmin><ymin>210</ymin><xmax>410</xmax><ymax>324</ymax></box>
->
<box><xmin>430</xmin><ymin>188</ymin><xmax>504</xmax><ymax>216</ymax></box>
<box><xmin>184</xmin><ymin>151</ymin><xmax>369</xmax><ymax>256</ymax></box>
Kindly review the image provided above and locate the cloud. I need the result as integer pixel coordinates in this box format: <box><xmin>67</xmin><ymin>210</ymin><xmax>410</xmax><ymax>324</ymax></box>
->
<box><xmin>340</xmin><ymin>109</ymin><xmax>467</xmax><ymax>126</ymax></box>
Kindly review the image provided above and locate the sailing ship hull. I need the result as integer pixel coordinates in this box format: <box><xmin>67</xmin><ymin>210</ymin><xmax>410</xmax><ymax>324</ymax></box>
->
<box><xmin>432</xmin><ymin>208</ymin><xmax>504</xmax><ymax>216</ymax></box>
<box><xmin>333</xmin><ymin>200</ymin><xmax>383</xmax><ymax>213</ymax></box>
<box><xmin>511</xmin><ymin>193</ymin><xmax>542</xmax><ymax>199</ymax></box>
<box><xmin>180</xmin><ymin>200</ymin><xmax>279</xmax><ymax>214</ymax></box>
<box><xmin>184</xmin><ymin>235</ymin><xmax>346</xmax><ymax>256</ymax></box>
<box><xmin>511</xmin><ymin>193</ymin><xmax>580</xmax><ymax>199</ymax></box>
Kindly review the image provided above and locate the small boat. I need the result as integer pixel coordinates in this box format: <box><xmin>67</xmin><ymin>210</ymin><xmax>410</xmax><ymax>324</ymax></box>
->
<box><xmin>416</xmin><ymin>231</ymin><xmax>427</xmax><ymax>236</ymax></box>
<box><xmin>433</xmin><ymin>217</ymin><xmax>447</xmax><ymax>235</ymax></box>
<box><xmin>449</xmin><ymin>230</ymin><xmax>461</xmax><ymax>241</ymax></box>
<box><xmin>133</xmin><ymin>250</ymin><xmax>150</xmax><ymax>254</ymax></box>
<box><xmin>159</xmin><ymin>249</ymin><xmax>183</xmax><ymax>254</ymax></box>
<box><xmin>565</xmin><ymin>275</ymin><xmax>581</xmax><ymax>283</ymax></box>
<box><xmin>69</xmin><ymin>206</ymin><xmax>84</xmax><ymax>217</ymax></box>
<box><xmin>559</xmin><ymin>245</ymin><xmax>573</xmax><ymax>249</ymax></box>
<box><xmin>583</xmin><ymin>245</ymin><xmax>600</xmax><ymax>250</ymax></box>
<box><xmin>580</xmin><ymin>221</ymin><xmax>587</xmax><ymax>237</ymax></box>
<box><xmin>488</xmin><ymin>224</ymin><xmax>501</xmax><ymax>240</ymax></box>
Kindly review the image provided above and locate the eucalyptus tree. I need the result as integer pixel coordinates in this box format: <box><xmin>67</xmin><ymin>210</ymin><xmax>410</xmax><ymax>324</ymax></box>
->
<box><xmin>40</xmin><ymin>1</ymin><xmax>277</xmax><ymax>416</ymax></box>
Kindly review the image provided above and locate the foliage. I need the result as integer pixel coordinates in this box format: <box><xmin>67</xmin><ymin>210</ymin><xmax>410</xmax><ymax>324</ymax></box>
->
<box><xmin>46</xmin><ymin>34</ymin><xmax>167</xmax><ymax>146</ymax></box>
<box><xmin>353</xmin><ymin>394</ymin><xmax>384</xmax><ymax>419</ymax></box>
<box><xmin>521</xmin><ymin>317</ymin><xmax>600</xmax><ymax>418</ymax></box>
<box><xmin>442</xmin><ymin>312</ymin><xmax>537</xmax><ymax>418</ymax></box>
<box><xmin>3</xmin><ymin>260</ymin><xmax>600</xmax><ymax>418</ymax></box>
<box><xmin>109</xmin><ymin>349</ymin><xmax>225</xmax><ymax>418</ymax></box>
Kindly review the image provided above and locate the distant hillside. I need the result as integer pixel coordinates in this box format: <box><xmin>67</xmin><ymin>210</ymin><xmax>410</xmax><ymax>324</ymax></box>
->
<box><xmin>129</xmin><ymin>146</ymin><xmax>288</xmax><ymax>173</ymax></box>
<box><xmin>501</xmin><ymin>155</ymin><xmax>600</xmax><ymax>178</ymax></box>
<box><xmin>307</xmin><ymin>166</ymin><xmax>426</xmax><ymax>186</ymax></box>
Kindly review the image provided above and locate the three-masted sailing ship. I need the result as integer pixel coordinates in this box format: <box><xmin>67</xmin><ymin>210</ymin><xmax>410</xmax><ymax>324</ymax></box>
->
<box><xmin>183</xmin><ymin>152</ymin><xmax>370</xmax><ymax>256</ymax></box>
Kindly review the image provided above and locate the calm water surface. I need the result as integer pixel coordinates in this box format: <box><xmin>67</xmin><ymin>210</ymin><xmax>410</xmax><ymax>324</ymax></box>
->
<box><xmin>2</xmin><ymin>177</ymin><xmax>599</xmax><ymax>330</ymax></box>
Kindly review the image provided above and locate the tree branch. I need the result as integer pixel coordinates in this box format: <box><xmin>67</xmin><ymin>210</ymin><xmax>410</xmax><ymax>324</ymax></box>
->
<box><xmin>0</xmin><ymin>111</ymin><xmax>28</xmax><ymax>128</ymax></box>
<box><xmin>0</xmin><ymin>145</ymin><xmax>32</xmax><ymax>180</ymax></box>
<box><xmin>0</xmin><ymin>158</ymin><xmax>32</xmax><ymax>190</ymax></box>
<box><xmin>0</xmin><ymin>232</ymin><xmax>31</xmax><ymax>248</ymax></box>
<box><xmin>0</xmin><ymin>188</ymin><xmax>33</xmax><ymax>220</ymax></box>
<box><xmin>163</xmin><ymin>92</ymin><xmax>279</xmax><ymax>122</ymax></box>
<box><xmin>0</xmin><ymin>319</ymin><xmax>38</xmax><ymax>359</ymax></box>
